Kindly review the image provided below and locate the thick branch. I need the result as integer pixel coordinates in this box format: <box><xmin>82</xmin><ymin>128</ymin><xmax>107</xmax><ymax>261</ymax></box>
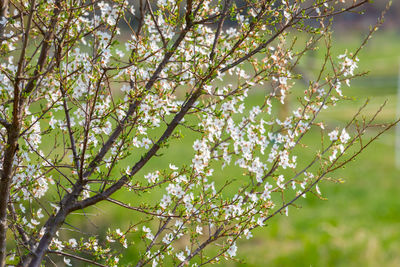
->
<box><xmin>0</xmin><ymin>127</ymin><xmax>20</xmax><ymax>266</ymax></box>
<box><xmin>23</xmin><ymin>2</ymin><xmax>197</xmax><ymax>266</ymax></box>
<box><xmin>22</xmin><ymin>180</ymin><xmax>85</xmax><ymax>267</ymax></box>
<box><xmin>72</xmin><ymin>89</ymin><xmax>202</xmax><ymax>211</ymax></box>
<box><xmin>0</xmin><ymin>0</ymin><xmax>8</xmax><ymax>39</ymax></box>
<box><xmin>82</xmin><ymin>0</ymin><xmax>194</xmax><ymax>180</ymax></box>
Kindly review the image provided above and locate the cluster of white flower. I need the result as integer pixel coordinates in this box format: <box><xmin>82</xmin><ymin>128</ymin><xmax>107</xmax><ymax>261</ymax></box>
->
<box><xmin>143</xmin><ymin>226</ymin><xmax>155</xmax><ymax>240</ymax></box>
<box><xmin>98</xmin><ymin>1</ymin><xmax>123</xmax><ymax>26</ymax></box>
<box><xmin>338</xmin><ymin>52</ymin><xmax>359</xmax><ymax>86</ymax></box>
<box><xmin>328</xmin><ymin>128</ymin><xmax>351</xmax><ymax>162</ymax></box>
<box><xmin>145</xmin><ymin>171</ymin><xmax>160</xmax><ymax>184</ymax></box>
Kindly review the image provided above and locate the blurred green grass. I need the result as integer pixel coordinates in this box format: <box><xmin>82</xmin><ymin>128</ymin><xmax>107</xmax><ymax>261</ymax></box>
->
<box><xmin>58</xmin><ymin>30</ymin><xmax>400</xmax><ymax>266</ymax></box>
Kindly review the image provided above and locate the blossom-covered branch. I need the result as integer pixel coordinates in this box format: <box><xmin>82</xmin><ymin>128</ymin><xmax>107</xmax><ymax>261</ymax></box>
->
<box><xmin>0</xmin><ymin>0</ymin><xmax>395</xmax><ymax>266</ymax></box>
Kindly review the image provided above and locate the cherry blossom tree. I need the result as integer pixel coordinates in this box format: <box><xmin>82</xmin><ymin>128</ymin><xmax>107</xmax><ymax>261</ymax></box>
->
<box><xmin>0</xmin><ymin>0</ymin><xmax>396</xmax><ymax>266</ymax></box>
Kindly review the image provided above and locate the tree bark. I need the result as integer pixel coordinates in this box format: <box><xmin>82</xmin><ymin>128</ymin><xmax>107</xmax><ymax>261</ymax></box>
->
<box><xmin>0</xmin><ymin>129</ymin><xmax>19</xmax><ymax>266</ymax></box>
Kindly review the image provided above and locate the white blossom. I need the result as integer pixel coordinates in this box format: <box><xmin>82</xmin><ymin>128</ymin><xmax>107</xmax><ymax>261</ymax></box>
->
<box><xmin>176</xmin><ymin>251</ymin><xmax>186</xmax><ymax>262</ymax></box>
<box><xmin>64</xmin><ymin>257</ymin><xmax>72</xmax><ymax>266</ymax></box>
<box><xmin>226</xmin><ymin>242</ymin><xmax>237</xmax><ymax>257</ymax></box>
<box><xmin>340</xmin><ymin>129</ymin><xmax>350</xmax><ymax>143</ymax></box>
<box><xmin>328</xmin><ymin>130</ymin><xmax>339</xmax><ymax>141</ymax></box>
<box><xmin>143</xmin><ymin>226</ymin><xmax>154</xmax><ymax>240</ymax></box>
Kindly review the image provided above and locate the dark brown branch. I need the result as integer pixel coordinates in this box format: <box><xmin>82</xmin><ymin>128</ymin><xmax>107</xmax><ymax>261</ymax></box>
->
<box><xmin>220</xmin><ymin>20</ymin><xmax>293</xmax><ymax>73</ymax></box>
<box><xmin>24</xmin><ymin>1</ymin><xmax>197</xmax><ymax>265</ymax></box>
<box><xmin>146</xmin><ymin>0</ymin><xmax>167</xmax><ymax>48</ymax></box>
<box><xmin>209</xmin><ymin>0</ymin><xmax>232</xmax><ymax>62</ymax></box>
<box><xmin>81</xmin><ymin>0</ymin><xmax>195</xmax><ymax>180</ymax></box>
<box><xmin>178</xmin><ymin>227</ymin><xmax>224</xmax><ymax>266</ymax></box>
<box><xmin>48</xmin><ymin>250</ymin><xmax>108</xmax><ymax>267</ymax></box>
<box><xmin>72</xmin><ymin>89</ymin><xmax>202</xmax><ymax>212</ymax></box>
<box><xmin>105</xmin><ymin>197</ymin><xmax>180</xmax><ymax>218</ymax></box>
<box><xmin>0</xmin><ymin>0</ymin><xmax>8</xmax><ymax>40</ymax></box>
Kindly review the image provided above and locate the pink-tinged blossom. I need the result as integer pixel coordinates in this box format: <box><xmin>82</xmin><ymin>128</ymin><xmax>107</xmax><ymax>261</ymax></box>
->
<box><xmin>166</xmin><ymin>183</ymin><xmax>184</xmax><ymax>198</ymax></box>
<box><xmin>196</xmin><ymin>226</ymin><xmax>203</xmax><ymax>235</ymax></box>
<box><xmin>145</xmin><ymin>171</ymin><xmax>159</xmax><ymax>184</ymax></box>
<box><xmin>328</xmin><ymin>130</ymin><xmax>339</xmax><ymax>141</ymax></box>
<box><xmin>338</xmin><ymin>52</ymin><xmax>359</xmax><ymax>78</ymax></box>
<box><xmin>176</xmin><ymin>251</ymin><xmax>186</xmax><ymax>262</ymax></box>
<box><xmin>142</xmin><ymin>226</ymin><xmax>154</xmax><ymax>240</ymax></box>
<box><xmin>226</xmin><ymin>242</ymin><xmax>237</xmax><ymax>257</ymax></box>
<box><xmin>340</xmin><ymin>129</ymin><xmax>350</xmax><ymax>143</ymax></box>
